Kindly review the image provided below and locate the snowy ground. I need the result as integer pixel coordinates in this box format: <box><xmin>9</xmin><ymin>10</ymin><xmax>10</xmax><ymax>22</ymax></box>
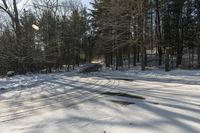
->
<box><xmin>0</xmin><ymin>69</ymin><xmax>200</xmax><ymax>133</ymax></box>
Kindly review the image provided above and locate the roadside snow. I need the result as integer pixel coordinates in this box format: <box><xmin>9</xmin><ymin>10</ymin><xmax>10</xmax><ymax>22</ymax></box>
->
<box><xmin>0</xmin><ymin>69</ymin><xmax>200</xmax><ymax>133</ymax></box>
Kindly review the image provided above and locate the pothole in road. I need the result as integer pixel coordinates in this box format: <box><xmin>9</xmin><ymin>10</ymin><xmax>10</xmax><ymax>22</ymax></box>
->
<box><xmin>102</xmin><ymin>92</ymin><xmax>164</xmax><ymax>107</ymax></box>
<box><xmin>0</xmin><ymin>88</ymin><xmax>6</xmax><ymax>91</ymax></box>
<box><xmin>150</xmin><ymin>102</ymin><xmax>160</xmax><ymax>105</ymax></box>
<box><xmin>107</xmin><ymin>78</ymin><xmax>134</xmax><ymax>81</ymax></box>
<box><xmin>110</xmin><ymin>100</ymin><xmax>135</xmax><ymax>106</ymax></box>
<box><xmin>102</xmin><ymin>92</ymin><xmax>145</xmax><ymax>100</ymax></box>
<box><xmin>0</xmin><ymin>88</ymin><xmax>6</xmax><ymax>93</ymax></box>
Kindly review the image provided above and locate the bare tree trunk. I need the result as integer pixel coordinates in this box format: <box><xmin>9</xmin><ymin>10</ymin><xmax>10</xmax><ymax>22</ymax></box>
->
<box><xmin>128</xmin><ymin>49</ymin><xmax>131</xmax><ymax>68</ymax></box>
<box><xmin>115</xmin><ymin>51</ymin><xmax>118</xmax><ymax>70</ymax></box>
<box><xmin>165</xmin><ymin>48</ymin><xmax>170</xmax><ymax>72</ymax></box>
<box><xmin>158</xmin><ymin>47</ymin><xmax>162</xmax><ymax>66</ymax></box>
<box><xmin>155</xmin><ymin>0</ymin><xmax>162</xmax><ymax>66</ymax></box>
<box><xmin>196</xmin><ymin>0</ymin><xmax>200</xmax><ymax>68</ymax></box>
<box><xmin>145</xmin><ymin>48</ymin><xmax>147</xmax><ymax>67</ymax></box>
<box><xmin>176</xmin><ymin>44</ymin><xmax>183</xmax><ymax>67</ymax></box>
<box><xmin>105</xmin><ymin>53</ymin><xmax>112</xmax><ymax>67</ymax></box>
<box><xmin>192</xmin><ymin>48</ymin><xmax>194</xmax><ymax>67</ymax></box>
<box><xmin>116</xmin><ymin>48</ymin><xmax>123</xmax><ymax>70</ymax></box>
<box><xmin>119</xmin><ymin>49</ymin><xmax>123</xmax><ymax>68</ymax></box>
<box><xmin>0</xmin><ymin>0</ymin><xmax>25</xmax><ymax>73</ymax></box>
<box><xmin>176</xmin><ymin>15</ymin><xmax>184</xmax><ymax>68</ymax></box>
<box><xmin>198</xmin><ymin>47</ymin><xmax>200</xmax><ymax>68</ymax></box>
<box><xmin>133</xmin><ymin>45</ymin><xmax>137</xmax><ymax>66</ymax></box>
<box><xmin>189</xmin><ymin>48</ymin><xmax>191</xmax><ymax>68</ymax></box>
<box><xmin>137</xmin><ymin>46</ymin><xmax>140</xmax><ymax>63</ymax></box>
<box><xmin>140</xmin><ymin>46</ymin><xmax>146</xmax><ymax>71</ymax></box>
<box><xmin>137</xmin><ymin>0</ymin><xmax>146</xmax><ymax>71</ymax></box>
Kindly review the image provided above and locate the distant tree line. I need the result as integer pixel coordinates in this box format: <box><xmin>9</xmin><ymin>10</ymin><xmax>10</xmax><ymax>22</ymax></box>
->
<box><xmin>90</xmin><ymin>0</ymin><xmax>200</xmax><ymax>71</ymax></box>
<box><xmin>0</xmin><ymin>0</ymin><xmax>91</xmax><ymax>74</ymax></box>
<box><xmin>0</xmin><ymin>0</ymin><xmax>200</xmax><ymax>74</ymax></box>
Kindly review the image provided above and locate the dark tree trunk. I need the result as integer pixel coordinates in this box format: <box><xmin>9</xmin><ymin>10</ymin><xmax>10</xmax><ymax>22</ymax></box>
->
<box><xmin>165</xmin><ymin>48</ymin><xmax>170</xmax><ymax>72</ymax></box>
<box><xmin>72</xmin><ymin>59</ymin><xmax>75</xmax><ymax>70</ymax></box>
<box><xmin>198</xmin><ymin>47</ymin><xmax>200</xmax><ymax>68</ymax></box>
<box><xmin>138</xmin><ymin>11</ymin><xmax>145</xmax><ymax>71</ymax></box>
<box><xmin>158</xmin><ymin>47</ymin><xmax>162</xmax><ymax>66</ymax></box>
<box><xmin>105</xmin><ymin>53</ymin><xmax>112</xmax><ymax>67</ymax></box>
<box><xmin>176</xmin><ymin>44</ymin><xmax>183</xmax><ymax>67</ymax></box>
<box><xmin>133</xmin><ymin>45</ymin><xmax>137</xmax><ymax>66</ymax></box>
<box><xmin>88</xmin><ymin>41</ymin><xmax>94</xmax><ymax>63</ymax></box>
<box><xmin>137</xmin><ymin>46</ymin><xmax>140</xmax><ymax>63</ymax></box>
<box><xmin>13</xmin><ymin>0</ymin><xmax>24</xmax><ymax>74</ymax></box>
<box><xmin>155</xmin><ymin>0</ymin><xmax>162</xmax><ymax>66</ymax></box>
<box><xmin>176</xmin><ymin>8</ymin><xmax>184</xmax><ymax>68</ymax></box>
<box><xmin>119</xmin><ymin>49</ymin><xmax>123</xmax><ymax>68</ymax></box>
<box><xmin>145</xmin><ymin>47</ymin><xmax>147</xmax><ymax>66</ymax></box>
<box><xmin>192</xmin><ymin>48</ymin><xmax>194</xmax><ymax>67</ymax></box>
<box><xmin>140</xmin><ymin>46</ymin><xmax>146</xmax><ymax>71</ymax></box>
<box><xmin>115</xmin><ymin>51</ymin><xmax>118</xmax><ymax>70</ymax></box>
<box><xmin>116</xmin><ymin>48</ymin><xmax>123</xmax><ymax>70</ymax></box>
<box><xmin>76</xmin><ymin>56</ymin><xmax>80</xmax><ymax>67</ymax></box>
<box><xmin>105</xmin><ymin>54</ymin><xmax>109</xmax><ymax>67</ymax></box>
<box><xmin>189</xmin><ymin>48</ymin><xmax>191</xmax><ymax>68</ymax></box>
<box><xmin>128</xmin><ymin>49</ymin><xmax>131</xmax><ymax>68</ymax></box>
<box><xmin>109</xmin><ymin>53</ymin><xmax>113</xmax><ymax>67</ymax></box>
<box><xmin>196</xmin><ymin>0</ymin><xmax>200</xmax><ymax>68</ymax></box>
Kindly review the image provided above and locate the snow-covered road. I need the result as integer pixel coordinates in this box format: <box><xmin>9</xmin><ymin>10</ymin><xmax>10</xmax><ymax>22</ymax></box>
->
<box><xmin>0</xmin><ymin>69</ymin><xmax>200</xmax><ymax>133</ymax></box>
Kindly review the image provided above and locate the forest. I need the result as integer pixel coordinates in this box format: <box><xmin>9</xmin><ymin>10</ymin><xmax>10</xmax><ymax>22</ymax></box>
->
<box><xmin>1</xmin><ymin>1</ymin><xmax>200</xmax><ymax>132</ymax></box>
<box><xmin>0</xmin><ymin>0</ymin><xmax>200</xmax><ymax>74</ymax></box>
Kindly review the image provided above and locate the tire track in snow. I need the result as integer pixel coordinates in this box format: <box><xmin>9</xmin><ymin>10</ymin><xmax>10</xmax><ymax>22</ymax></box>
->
<box><xmin>0</xmin><ymin>76</ymin><xmax>84</xmax><ymax>102</ymax></box>
<box><xmin>0</xmin><ymin>77</ymin><xmax>102</xmax><ymax>114</ymax></box>
<box><xmin>0</xmin><ymin>80</ymin><xmax>116</xmax><ymax>123</ymax></box>
<box><xmin>0</xmin><ymin>76</ymin><xmax>119</xmax><ymax>123</ymax></box>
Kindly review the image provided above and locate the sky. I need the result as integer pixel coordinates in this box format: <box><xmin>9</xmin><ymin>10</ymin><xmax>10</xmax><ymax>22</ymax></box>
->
<box><xmin>82</xmin><ymin>0</ymin><xmax>91</xmax><ymax>8</ymax></box>
<box><xmin>0</xmin><ymin>0</ymin><xmax>92</xmax><ymax>10</ymax></box>
<box><xmin>0</xmin><ymin>0</ymin><xmax>92</xmax><ymax>22</ymax></box>
<box><xmin>17</xmin><ymin>0</ymin><xmax>92</xmax><ymax>9</ymax></box>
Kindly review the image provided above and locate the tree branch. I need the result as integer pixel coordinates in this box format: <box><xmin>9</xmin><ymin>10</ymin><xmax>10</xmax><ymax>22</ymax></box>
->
<box><xmin>0</xmin><ymin>3</ymin><xmax>14</xmax><ymax>20</ymax></box>
<box><xmin>2</xmin><ymin>0</ymin><xmax>8</xmax><ymax>9</ymax></box>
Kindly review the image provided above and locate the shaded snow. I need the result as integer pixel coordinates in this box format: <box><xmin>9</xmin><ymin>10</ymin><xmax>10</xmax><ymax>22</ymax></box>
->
<box><xmin>0</xmin><ymin>69</ymin><xmax>200</xmax><ymax>133</ymax></box>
